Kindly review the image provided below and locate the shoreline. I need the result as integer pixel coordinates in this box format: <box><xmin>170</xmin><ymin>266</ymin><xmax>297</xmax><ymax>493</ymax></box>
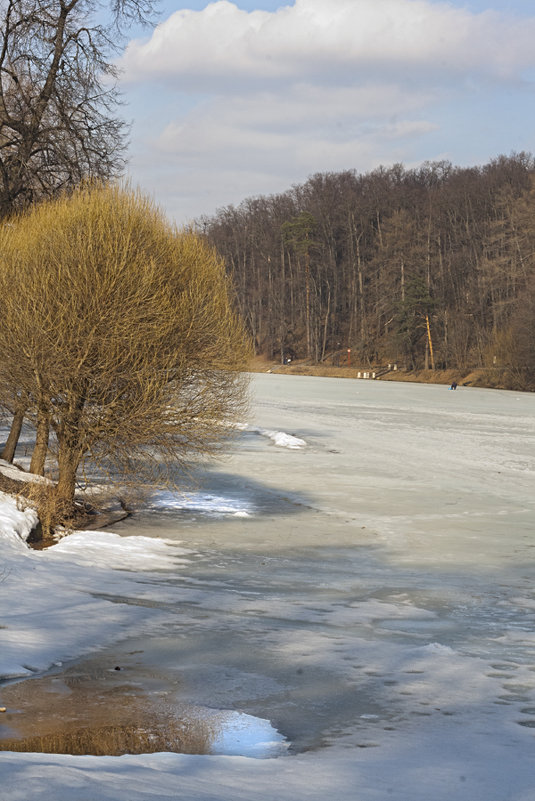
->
<box><xmin>248</xmin><ymin>359</ymin><xmax>528</xmax><ymax>391</ymax></box>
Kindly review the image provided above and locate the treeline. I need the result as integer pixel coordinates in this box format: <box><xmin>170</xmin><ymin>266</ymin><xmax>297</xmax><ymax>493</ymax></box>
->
<box><xmin>200</xmin><ymin>153</ymin><xmax>535</xmax><ymax>388</ymax></box>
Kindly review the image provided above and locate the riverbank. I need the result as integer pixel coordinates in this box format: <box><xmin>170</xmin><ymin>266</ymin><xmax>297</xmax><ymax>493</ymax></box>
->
<box><xmin>249</xmin><ymin>357</ymin><xmax>525</xmax><ymax>391</ymax></box>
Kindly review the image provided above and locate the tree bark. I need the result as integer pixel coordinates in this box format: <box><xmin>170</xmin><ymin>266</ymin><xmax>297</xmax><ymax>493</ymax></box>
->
<box><xmin>1</xmin><ymin>403</ymin><xmax>25</xmax><ymax>462</ymax></box>
<box><xmin>30</xmin><ymin>406</ymin><xmax>50</xmax><ymax>475</ymax></box>
<box><xmin>54</xmin><ymin>447</ymin><xmax>81</xmax><ymax>515</ymax></box>
<box><xmin>53</xmin><ymin>390</ymin><xmax>87</xmax><ymax>516</ymax></box>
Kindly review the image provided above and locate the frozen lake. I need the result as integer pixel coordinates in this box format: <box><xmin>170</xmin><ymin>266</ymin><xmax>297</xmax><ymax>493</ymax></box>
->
<box><xmin>86</xmin><ymin>373</ymin><xmax>535</xmax><ymax>755</ymax></box>
<box><xmin>2</xmin><ymin>372</ymin><xmax>535</xmax><ymax>799</ymax></box>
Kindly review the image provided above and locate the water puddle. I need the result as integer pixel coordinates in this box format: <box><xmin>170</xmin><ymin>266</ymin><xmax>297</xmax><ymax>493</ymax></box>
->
<box><xmin>0</xmin><ymin>659</ymin><xmax>288</xmax><ymax>758</ymax></box>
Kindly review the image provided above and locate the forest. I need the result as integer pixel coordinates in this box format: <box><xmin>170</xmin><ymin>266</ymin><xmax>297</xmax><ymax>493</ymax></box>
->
<box><xmin>200</xmin><ymin>153</ymin><xmax>535</xmax><ymax>390</ymax></box>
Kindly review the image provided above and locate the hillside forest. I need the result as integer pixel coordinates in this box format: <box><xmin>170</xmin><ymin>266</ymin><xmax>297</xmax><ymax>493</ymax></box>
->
<box><xmin>200</xmin><ymin>153</ymin><xmax>535</xmax><ymax>390</ymax></box>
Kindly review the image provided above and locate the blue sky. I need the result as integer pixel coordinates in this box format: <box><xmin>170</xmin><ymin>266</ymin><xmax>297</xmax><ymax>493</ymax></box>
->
<box><xmin>118</xmin><ymin>1</ymin><xmax>535</xmax><ymax>225</ymax></box>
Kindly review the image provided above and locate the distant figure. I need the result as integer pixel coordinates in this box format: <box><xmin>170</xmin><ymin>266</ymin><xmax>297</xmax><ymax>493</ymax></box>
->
<box><xmin>450</xmin><ymin>381</ymin><xmax>458</xmax><ymax>390</ymax></box>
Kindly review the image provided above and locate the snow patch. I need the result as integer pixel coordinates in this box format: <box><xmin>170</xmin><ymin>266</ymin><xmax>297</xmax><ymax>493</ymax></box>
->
<box><xmin>47</xmin><ymin>530</ymin><xmax>191</xmax><ymax>570</ymax></box>
<box><xmin>253</xmin><ymin>428</ymin><xmax>306</xmax><ymax>448</ymax></box>
<box><xmin>0</xmin><ymin>458</ymin><xmax>51</xmax><ymax>485</ymax></box>
<box><xmin>211</xmin><ymin>712</ymin><xmax>288</xmax><ymax>758</ymax></box>
<box><xmin>0</xmin><ymin>489</ymin><xmax>38</xmax><ymax>548</ymax></box>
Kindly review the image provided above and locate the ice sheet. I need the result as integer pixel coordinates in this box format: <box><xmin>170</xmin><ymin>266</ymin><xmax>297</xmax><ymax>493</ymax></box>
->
<box><xmin>1</xmin><ymin>375</ymin><xmax>535</xmax><ymax>800</ymax></box>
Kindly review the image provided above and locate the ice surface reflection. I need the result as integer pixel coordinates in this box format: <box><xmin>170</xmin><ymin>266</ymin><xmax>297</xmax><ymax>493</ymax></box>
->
<box><xmin>146</xmin><ymin>489</ymin><xmax>254</xmax><ymax>517</ymax></box>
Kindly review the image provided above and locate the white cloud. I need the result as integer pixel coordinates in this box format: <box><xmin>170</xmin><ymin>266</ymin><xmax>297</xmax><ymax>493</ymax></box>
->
<box><xmin>155</xmin><ymin>83</ymin><xmax>435</xmax><ymax>153</ymax></box>
<box><xmin>129</xmin><ymin>92</ymin><xmax>437</xmax><ymax>224</ymax></box>
<box><xmin>154</xmin><ymin>85</ymin><xmax>438</xmax><ymax>170</ymax></box>
<box><xmin>120</xmin><ymin>0</ymin><xmax>535</xmax><ymax>223</ymax></box>
<box><xmin>121</xmin><ymin>0</ymin><xmax>535</xmax><ymax>85</ymax></box>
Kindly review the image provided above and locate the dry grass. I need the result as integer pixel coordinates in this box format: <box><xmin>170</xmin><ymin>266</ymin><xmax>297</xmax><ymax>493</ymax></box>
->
<box><xmin>0</xmin><ymin>666</ymin><xmax>221</xmax><ymax>756</ymax></box>
<box><xmin>0</xmin><ymin>718</ymin><xmax>216</xmax><ymax>756</ymax></box>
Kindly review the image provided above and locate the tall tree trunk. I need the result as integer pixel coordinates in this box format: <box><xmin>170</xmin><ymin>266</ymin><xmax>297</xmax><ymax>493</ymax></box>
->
<box><xmin>321</xmin><ymin>285</ymin><xmax>331</xmax><ymax>362</ymax></box>
<box><xmin>356</xmin><ymin>231</ymin><xmax>366</xmax><ymax>344</ymax></box>
<box><xmin>1</xmin><ymin>402</ymin><xmax>26</xmax><ymax>463</ymax></box>
<box><xmin>305</xmin><ymin>251</ymin><xmax>312</xmax><ymax>359</ymax></box>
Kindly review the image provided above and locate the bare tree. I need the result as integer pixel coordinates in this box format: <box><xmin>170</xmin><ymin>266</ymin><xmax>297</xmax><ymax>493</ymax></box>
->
<box><xmin>0</xmin><ymin>0</ymin><xmax>154</xmax><ymax>217</ymax></box>
<box><xmin>0</xmin><ymin>184</ymin><xmax>250</xmax><ymax>535</ymax></box>
<box><xmin>203</xmin><ymin>154</ymin><xmax>535</xmax><ymax>377</ymax></box>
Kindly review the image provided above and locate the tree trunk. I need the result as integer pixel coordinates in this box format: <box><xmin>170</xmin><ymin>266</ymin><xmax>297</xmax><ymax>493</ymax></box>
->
<box><xmin>53</xmin><ymin>390</ymin><xmax>87</xmax><ymax>518</ymax></box>
<box><xmin>36</xmin><ymin>443</ymin><xmax>82</xmax><ymax>540</ymax></box>
<box><xmin>321</xmin><ymin>285</ymin><xmax>331</xmax><ymax>362</ymax></box>
<box><xmin>305</xmin><ymin>251</ymin><xmax>312</xmax><ymax>359</ymax></box>
<box><xmin>30</xmin><ymin>407</ymin><xmax>50</xmax><ymax>475</ymax></box>
<box><xmin>356</xmin><ymin>233</ymin><xmax>366</xmax><ymax>344</ymax></box>
<box><xmin>1</xmin><ymin>403</ymin><xmax>26</xmax><ymax>463</ymax></box>
<box><xmin>54</xmin><ymin>444</ymin><xmax>82</xmax><ymax>518</ymax></box>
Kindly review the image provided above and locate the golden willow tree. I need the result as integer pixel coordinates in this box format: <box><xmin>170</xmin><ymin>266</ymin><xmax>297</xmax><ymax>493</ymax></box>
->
<box><xmin>0</xmin><ymin>184</ymin><xmax>250</xmax><ymax>534</ymax></box>
<box><xmin>0</xmin><ymin>0</ymin><xmax>160</xmax><ymax>463</ymax></box>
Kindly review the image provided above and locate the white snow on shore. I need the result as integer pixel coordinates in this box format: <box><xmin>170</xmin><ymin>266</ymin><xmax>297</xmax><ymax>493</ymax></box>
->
<box><xmin>0</xmin><ymin>491</ymin><xmax>184</xmax><ymax>678</ymax></box>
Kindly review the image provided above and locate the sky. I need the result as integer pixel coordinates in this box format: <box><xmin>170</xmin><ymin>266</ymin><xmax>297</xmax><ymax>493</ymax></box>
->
<box><xmin>118</xmin><ymin>0</ymin><xmax>535</xmax><ymax>225</ymax></box>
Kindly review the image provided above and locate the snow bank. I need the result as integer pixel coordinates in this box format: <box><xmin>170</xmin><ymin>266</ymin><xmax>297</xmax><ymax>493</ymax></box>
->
<box><xmin>0</xmin><ymin>490</ymin><xmax>38</xmax><ymax>550</ymax></box>
<box><xmin>0</xmin><ymin>458</ymin><xmax>51</xmax><ymax>485</ymax></box>
<box><xmin>0</xmin><ymin>496</ymin><xmax>185</xmax><ymax>679</ymax></box>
